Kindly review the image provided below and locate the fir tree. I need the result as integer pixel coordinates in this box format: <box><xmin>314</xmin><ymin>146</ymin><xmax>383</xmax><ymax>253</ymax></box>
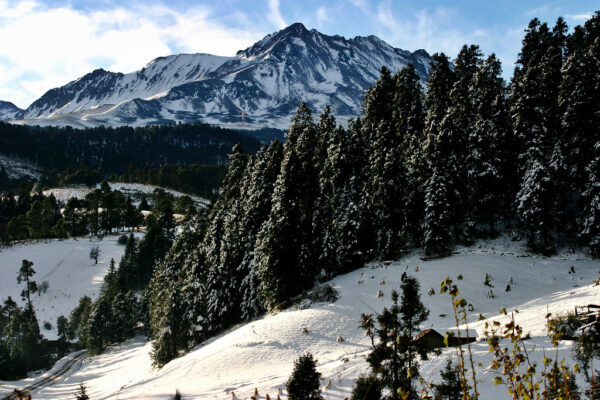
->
<box><xmin>467</xmin><ymin>54</ymin><xmax>509</xmax><ymax>236</ymax></box>
<box><xmin>438</xmin><ymin>45</ymin><xmax>482</xmax><ymax>241</ymax></box>
<box><xmin>580</xmin><ymin>142</ymin><xmax>600</xmax><ymax>257</ymax></box>
<box><xmin>74</xmin><ymin>383</ymin><xmax>90</xmax><ymax>400</ymax></box>
<box><xmin>422</xmin><ymin>166</ymin><xmax>452</xmax><ymax>257</ymax></box>
<box><xmin>434</xmin><ymin>359</ymin><xmax>463</xmax><ymax>400</ymax></box>
<box><xmin>149</xmin><ymin>214</ymin><xmax>205</xmax><ymax>367</ymax></box>
<box><xmin>363</xmin><ymin>276</ymin><xmax>429</xmax><ymax>400</ymax></box>
<box><xmin>69</xmin><ymin>296</ymin><xmax>92</xmax><ymax>342</ymax></box>
<box><xmin>110</xmin><ymin>291</ymin><xmax>138</xmax><ymax>342</ymax></box>
<box><xmin>86</xmin><ymin>297</ymin><xmax>112</xmax><ymax>354</ymax></box>
<box><xmin>352</xmin><ymin>374</ymin><xmax>382</xmax><ymax>400</ymax></box>
<box><xmin>17</xmin><ymin>259</ymin><xmax>36</xmax><ymax>309</ymax></box>
<box><xmin>394</xmin><ymin>64</ymin><xmax>425</xmax><ymax>246</ymax></box>
<box><xmin>516</xmin><ymin>155</ymin><xmax>555</xmax><ymax>254</ymax></box>
<box><xmin>238</xmin><ymin>142</ymin><xmax>284</xmax><ymax>320</ymax></box>
<box><xmin>116</xmin><ymin>233</ymin><xmax>137</xmax><ymax>290</ymax></box>
<box><xmin>286</xmin><ymin>352</ymin><xmax>323</xmax><ymax>400</ymax></box>
<box><xmin>421</xmin><ymin>53</ymin><xmax>455</xmax><ymax>253</ymax></box>
<box><xmin>56</xmin><ymin>315</ymin><xmax>70</xmax><ymax>357</ymax></box>
<box><xmin>255</xmin><ymin>104</ymin><xmax>320</xmax><ymax>309</ymax></box>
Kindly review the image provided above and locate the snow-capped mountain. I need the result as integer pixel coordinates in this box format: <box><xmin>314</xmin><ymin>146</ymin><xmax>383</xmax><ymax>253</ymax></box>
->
<box><xmin>0</xmin><ymin>101</ymin><xmax>22</xmax><ymax>120</ymax></box>
<box><xmin>8</xmin><ymin>23</ymin><xmax>431</xmax><ymax>129</ymax></box>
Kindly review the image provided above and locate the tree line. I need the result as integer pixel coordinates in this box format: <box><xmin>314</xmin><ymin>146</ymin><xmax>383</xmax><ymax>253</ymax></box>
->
<box><xmin>0</xmin><ymin>122</ymin><xmax>261</xmax><ymax>173</ymax></box>
<box><xmin>0</xmin><ymin>182</ymin><xmax>146</xmax><ymax>242</ymax></box>
<box><xmin>146</xmin><ymin>13</ymin><xmax>600</xmax><ymax>368</ymax></box>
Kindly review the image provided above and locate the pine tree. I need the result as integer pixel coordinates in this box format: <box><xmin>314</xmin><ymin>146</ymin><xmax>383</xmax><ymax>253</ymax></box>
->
<box><xmin>63</xmin><ymin>198</ymin><xmax>88</xmax><ymax>237</ymax></box>
<box><xmin>421</xmin><ymin>53</ymin><xmax>455</xmax><ymax>253</ymax></box>
<box><xmin>85</xmin><ymin>190</ymin><xmax>102</xmax><ymax>237</ymax></box>
<box><xmin>74</xmin><ymin>383</ymin><xmax>90</xmax><ymax>400</ymax></box>
<box><xmin>516</xmin><ymin>155</ymin><xmax>555</xmax><ymax>254</ymax></box>
<box><xmin>238</xmin><ymin>142</ymin><xmax>284</xmax><ymax>320</ymax></box>
<box><xmin>255</xmin><ymin>104</ymin><xmax>320</xmax><ymax>310</ymax></box>
<box><xmin>352</xmin><ymin>374</ymin><xmax>382</xmax><ymax>400</ymax></box>
<box><xmin>434</xmin><ymin>359</ymin><xmax>463</xmax><ymax>400</ymax></box>
<box><xmin>363</xmin><ymin>277</ymin><xmax>429</xmax><ymax>400</ymax></box>
<box><xmin>422</xmin><ymin>166</ymin><xmax>452</xmax><ymax>257</ymax></box>
<box><xmin>548</xmin><ymin>363</ymin><xmax>580</xmax><ymax>400</ymax></box>
<box><xmin>69</xmin><ymin>296</ymin><xmax>92</xmax><ymax>342</ymax></box>
<box><xmin>510</xmin><ymin>17</ymin><xmax>567</xmax><ymax>252</ymax></box>
<box><xmin>394</xmin><ymin>64</ymin><xmax>425</xmax><ymax>246</ymax></box>
<box><xmin>438</xmin><ymin>45</ymin><xmax>482</xmax><ymax>242</ymax></box>
<box><xmin>56</xmin><ymin>315</ymin><xmax>70</xmax><ymax>357</ymax></box>
<box><xmin>560</xmin><ymin>16</ymin><xmax>600</xmax><ymax>237</ymax></box>
<box><xmin>17</xmin><ymin>259</ymin><xmax>36</xmax><ymax>309</ymax></box>
<box><xmin>255</xmin><ymin>149</ymin><xmax>306</xmax><ymax>309</ymax></box>
<box><xmin>581</xmin><ymin>142</ymin><xmax>600</xmax><ymax>257</ymax></box>
<box><xmin>110</xmin><ymin>290</ymin><xmax>138</xmax><ymax>342</ymax></box>
<box><xmin>467</xmin><ymin>54</ymin><xmax>509</xmax><ymax>236</ymax></box>
<box><xmin>116</xmin><ymin>233</ymin><xmax>137</xmax><ymax>289</ymax></box>
<box><xmin>149</xmin><ymin>214</ymin><xmax>205</xmax><ymax>367</ymax></box>
<box><xmin>360</xmin><ymin>68</ymin><xmax>396</xmax><ymax>255</ymax></box>
<box><xmin>286</xmin><ymin>352</ymin><xmax>323</xmax><ymax>400</ymax></box>
<box><xmin>86</xmin><ymin>297</ymin><xmax>112</xmax><ymax>354</ymax></box>
<box><xmin>6</xmin><ymin>305</ymin><xmax>42</xmax><ymax>375</ymax></box>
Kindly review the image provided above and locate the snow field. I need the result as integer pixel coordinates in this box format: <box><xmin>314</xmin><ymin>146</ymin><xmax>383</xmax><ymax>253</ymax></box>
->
<box><xmin>1</xmin><ymin>237</ymin><xmax>599</xmax><ymax>399</ymax></box>
<box><xmin>0</xmin><ymin>235</ymin><xmax>141</xmax><ymax>340</ymax></box>
<box><xmin>43</xmin><ymin>182</ymin><xmax>209</xmax><ymax>207</ymax></box>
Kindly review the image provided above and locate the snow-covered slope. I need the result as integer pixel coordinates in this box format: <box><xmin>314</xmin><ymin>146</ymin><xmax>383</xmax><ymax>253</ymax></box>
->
<box><xmin>0</xmin><ymin>101</ymin><xmax>22</xmax><ymax>120</ymax></box>
<box><xmin>0</xmin><ymin>235</ymin><xmax>138</xmax><ymax>340</ymax></box>
<box><xmin>20</xmin><ymin>54</ymin><xmax>231</xmax><ymax>120</ymax></box>
<box><xmin>0</xmin><ymin>154</ymin><xmax>42</xmax><ymax>179</ymax></box>
<box><xmin>7</xmin><ymin>23</ymin><xmax>430</xmax><ymax>129</ymax></box>
<box><xmin>1</xmin><ymin>238</ymin><xmax>598</xmax><ymax>399</ymax></box>
<box><xmin>43</xmin><ymin>182</ymin><xmax>209</xmax><ymax>207</ymax></box>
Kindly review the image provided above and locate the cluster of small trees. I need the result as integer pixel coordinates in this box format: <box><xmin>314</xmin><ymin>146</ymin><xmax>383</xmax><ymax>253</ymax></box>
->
<box><xmin>116</xmin><ymin>163</ymin><xmax>227</xmax><ymax>200</ymax></box>
<box><xmin>0</xmin><ymin>260</ymin><xmax>47</xmax><ymax>379</ymax></box>
<box><xmin>147</xmin><ymin>12</ymin><xmax>600</xmax><ymax>368</ymax></box>
<box><xmin>67</xmin><ymin>200</ymin><xmax>177</xmax><ymax>355</ymax></box>
<box><xmin>66</xmin><ymin>259</ymin><xmax>141</xmax><ymax>355</ymax></box>
<box><xmin>0</xmin><ymin>182</ymin><xmax>146</xmax><ymax>242</ymax></box>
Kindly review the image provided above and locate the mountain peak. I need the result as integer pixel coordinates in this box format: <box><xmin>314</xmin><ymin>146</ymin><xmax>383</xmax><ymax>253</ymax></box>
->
<box><xmin>9</xmin><ymin>24</ymin><xmax>432</xmax><ymax>128</ymax></box>
<box><xmin>282</xmin><ymin>22</ymin><xmax>309</xmax><ymax>35</ymax></box>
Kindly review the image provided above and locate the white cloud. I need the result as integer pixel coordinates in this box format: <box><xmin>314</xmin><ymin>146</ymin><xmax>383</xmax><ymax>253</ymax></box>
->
<box><xmin>0</xmin><ymin>1</ymin><xmax>261</xmax><ymax>108</ymax></box>
<box><xmin>374</xmin><ymin>3</ymin><xmax>482</xmax><ymax>57</ymax></box>
<box><xmin>566</xmin><ymin>13</ymin><xmax>592</xmax><ymax>21</ymax></box>
<box><xmin>316</xmin><ymin>6</ymin><xmax>331</xmax><ymax>28</ymax></box>
<box><xmin>352</xmin><ymin>1</ymin><xmax>522</xmax><ymax>81</ymax></box>
<box><xmin>268</xmin><ymin>0</ymin><xmax>287</xmax><ymax>29</ymax></box>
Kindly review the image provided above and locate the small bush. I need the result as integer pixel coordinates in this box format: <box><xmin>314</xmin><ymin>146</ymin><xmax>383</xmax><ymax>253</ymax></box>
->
<box><xmin>550</xmin><ymin>312</ymin><xmax>584</xmax><ymax>339</ymax></box>
<box><xmin>171</xmin><ymin>389</ymin><xmax>182</xmax><ymax>400</ymax></box>
<box><xmin>351</xmin><ymin>374</ymin><xmax>382</xmax><ymax>400</ymax></box>
<box><xmin>117</xmin><ymin>235</ymin><xmax>129</xmax><ymax>245</ymax></box>
<box><xmin>43</xmin><ymin>321</ymin><xmax>52</xmax><ymax>330</ymax></box>
<box><xmin>307</xmin><ymin>284</ymin><xmax>339</xmax><ymax>303</ymax></box>
<box><xmin>39</xmin><ymin>280</ymin><xmax>49</xmax><ymax>294</ymax></box>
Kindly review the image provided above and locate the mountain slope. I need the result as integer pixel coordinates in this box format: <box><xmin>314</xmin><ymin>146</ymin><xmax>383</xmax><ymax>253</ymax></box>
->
<box><xmin>20</xmin><ymin>54</ymin><xmax>232</xmax><ymax>120</ymax></box>
<box><xmin>0</xmin><ymin>101</ymin><xmax>22</xmax><ymax>120</ymax></box>
<box><xmin>8</xmin><ymin>23</ymin><xmax>430</xmax><ymax>129</ymax></box>
<box><xmin>1</xmin><ymin>238</ymin><xmax>598</xmax><ymax>399</ymax></box>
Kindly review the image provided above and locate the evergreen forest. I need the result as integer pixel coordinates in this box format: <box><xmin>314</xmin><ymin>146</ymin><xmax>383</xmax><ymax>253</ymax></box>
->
<box><xmin>147</xmin><ymin>14</ymin><xmax>600</xmax><ymax>366</ymax></box>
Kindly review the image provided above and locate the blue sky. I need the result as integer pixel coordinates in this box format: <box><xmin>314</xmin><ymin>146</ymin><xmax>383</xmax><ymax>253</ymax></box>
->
<box><xmin>0</xmin><ymin>0</ymin><xmax>596</xmax><ymax>108</ymax></box>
